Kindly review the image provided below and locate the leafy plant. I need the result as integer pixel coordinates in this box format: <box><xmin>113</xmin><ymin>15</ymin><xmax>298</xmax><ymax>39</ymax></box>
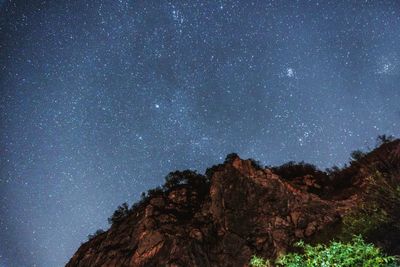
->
<box><xmin>251</xmin><ymin>235</ymin><xmax>399</xmax><ymax>267</ymax></box>
<box><xmin>250</xmin><ymin>255</ymin><xmax>270</xmax><ymax>267</ymax></box>
<box><xmin>340</xmin><ymin>171</ymin><xmax>400</xmax><ymax>240</ymax></box>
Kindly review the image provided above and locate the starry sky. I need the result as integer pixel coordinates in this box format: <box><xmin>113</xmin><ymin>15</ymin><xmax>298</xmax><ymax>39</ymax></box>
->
<box><xmin>0</xmin><ymin>1</ymin><xmax>399</xmax><ymax>266</ymax></box>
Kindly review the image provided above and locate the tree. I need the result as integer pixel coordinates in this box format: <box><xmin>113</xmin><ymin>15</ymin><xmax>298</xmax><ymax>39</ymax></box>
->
<box><xmin>108</xmin><ymin>202</ymin><xmax>129</xmax><ymax>225</ymax></box>
<box><xmin>164</xmin><ymin>170</ymin><xmax>208</xmax><ymax>190</ymax></box>
<box><xmin>376</xmin><ymin>135</ymin><xmax>395</xmax><ymax>146</ymax></box>
<box><xmin>249</xmin><ymin>158</ymin><xmax>263</xmax><ymax>169</ymax></box>
<box><xmin>350</xmin><ymin>150</ymin><xmax>366</xmax><ymax>161</ymax></box>
<box><xmin>224</xmin><ymin>153</ymin><xmax>240</xmax><ymax>163</ymax></box>
<box><xmin>87</xmin><ymin>229</ymin><xmax>105</xmax><ymax>240</ymax></box>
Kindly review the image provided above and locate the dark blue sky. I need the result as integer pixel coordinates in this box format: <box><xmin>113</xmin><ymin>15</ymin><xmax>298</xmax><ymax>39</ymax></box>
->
<box><xmin>0</xmin><ymin>1</ymin><xmax>399</xmax><ymax>266</ymax></box>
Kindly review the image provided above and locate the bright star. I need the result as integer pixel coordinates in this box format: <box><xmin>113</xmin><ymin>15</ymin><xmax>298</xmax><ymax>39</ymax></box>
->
<box><xmin>286</xmin><ymin>68</ymin><xmax>295</xmax><ymax>78</ymax></box>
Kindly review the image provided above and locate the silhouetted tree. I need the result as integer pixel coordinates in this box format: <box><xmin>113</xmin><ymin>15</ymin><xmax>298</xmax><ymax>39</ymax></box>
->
<box><xmin>164</xmin><ymin>170</ymin><xmax>208</xmax><ymax>190</ymax></box>
<box><xmin>164</xmin><ymin>171</ymin><xmax>186</xmax><ymax>188</ymax></box>
<box><xmin>249</xmin><ymin>158</ymin><xmax>263</xmax><ymax>169</ymax></box>
<box><xmin>224</xmin><ymin>153</ymin><xmax>240</xmax><ymax>164</ymax></box>
<box><xmin>350</xmin><ymin>150</ymin><xmax>366</xmax><ymax>161</ymax></box>
<box><xmin>88</xmin><ymin>229</ymin><xmax>105</xmax><ymax>240</ymax></box>
<box><xmin>108</xmin><ymin>202</ymin><xmax>129</xmax><ymax>225</ymax></box>
<box><xmin>325</xmin><ymin>165</ymin><xmax>341</xmax><ymax>175</ymax></box>
<box><xmin>147</xmin><ymin>186</ymin><xmax>163</xmax><ymax>198</ymax></box>
<box><xmin>376</xmin><ymin>134</ymin><xmax>395</xmax><ymax>146</ymax></box>
<box><xmin>271</xmin><ymin>161</ymin><xmax>320</xmax><ymax>180</ymax></box>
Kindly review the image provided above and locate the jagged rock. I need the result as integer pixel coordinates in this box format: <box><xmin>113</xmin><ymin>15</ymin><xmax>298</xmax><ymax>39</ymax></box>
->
<box><xmin>67</xmin><ymin>140</ymin><xmax>400</xmax><ymax>267</ymax></box>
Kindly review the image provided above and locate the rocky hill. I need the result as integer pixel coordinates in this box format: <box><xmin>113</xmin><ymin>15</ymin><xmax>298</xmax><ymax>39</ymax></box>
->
<box><xmin>67</xmin><ymin>139</ymin><xmax>400</xmax><ymax>267</ymax></box>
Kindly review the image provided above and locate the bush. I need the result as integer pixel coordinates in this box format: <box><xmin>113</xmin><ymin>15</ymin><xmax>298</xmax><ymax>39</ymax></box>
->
<box><xmin>87</xmin><ymin>229</ymin><xmax>105</xmax><ymax>240</ymax></box>
<box><xmin>252</xmin><ymin>235</ymin><xmax>398</xmax><ymax>267</ymax></box>
<box><xmin>250</xmin><ymin>255</ymin><xmax>270</xmax><ymax>267</ymax></box>
<box><xmin>271</xmin><ymin>161</ymin><xmax>320</xmax><ymax>181</ymax></box>
<box><xmin>108</xmin><ymin>202</ymin><xmax>130</xmax><ymax>225</ymax></box>
<box><xmin>350</xmin><ymin>150</ymin><xmax>366</xmax><ymax>162</ymax></box>
<box><xmin>376</xmin><ymin>135</ymin><xmax>395</xmax><ymax>146</ymax></box>
<box><xmin>164</xmin><ymin>170</ymin><xmax>208</xmax><ymax>190</ymax></box>
<box><xmin>224</xmin><ymin>153</ymin><xmax>240</xmax><ymax>164</ymax></box>
<box><xmin>147</xmin><ymin>186</ymin><xmax>164</xmax><ymax>198</ymax></box>
<box><xmin>340</xmin><ymin>171</ymin><xmax>400</xmax><ymax>241</ymax></box>
<box><xmin>249</xmin><ymin>158</ymin><xmax>264</xmax><ymax>169</ymax></box>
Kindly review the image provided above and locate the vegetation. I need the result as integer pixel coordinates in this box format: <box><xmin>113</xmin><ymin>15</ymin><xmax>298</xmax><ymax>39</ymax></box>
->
<box><xmin>250</xmin><ymin>235</ymin><xmax>399</xmax><ymax>267</ymax></box>
<box><xmin>270</xmin><ymin>161</ymin><xmax>323</xmax><ymax>181</ymax></box>
<box><xmin>250</xmin><ymin>255</ymin><xmax>271</xmax><ymax>267</ymax></box>
<box><xmin>164</xmin><ymin>170</ymin><xmax>209</xmax><ymax>190</ymax></box>
<box><xmin>87</xmin><ymin>229</ymin><xmax>105</xmax><ymax>240</ymax></box>
<box><xmin>107</xmin><ymin>170</ymin><xmax>209</xmax><ymax>226</ymax></box>
<box><xmin>108</xmin><ymin>202</ymin><xmax>129</xmax><ymax>224</ymax></box>
<box><xmin>106</xmin><ymin>134</ymin><xmax>399</xmax><ymax>236</ymax></box>
<box><xmin>340</xmin><ymin>170</ymin><xmax>400</xmax><ymax>241</ymax></box>
<box><xmin>376</xmin><ymin>134</ymin><xmax>395</xmax><ymax>146</ymax></box>
<box><xmin>224</xmin><ymin>153</ymin><xmax>240</xmax><ymax>164</ymax></box>
<box><xmin>350</xmin><ymin>149</ymin><xmax>366</xmax><ymax>162</ymax></box>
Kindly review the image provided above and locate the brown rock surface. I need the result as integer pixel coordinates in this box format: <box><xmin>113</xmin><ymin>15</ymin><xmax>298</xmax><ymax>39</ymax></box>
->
<box><xmin>67</xmin><ymin>140</ymin><xmax>400</xmax><ymax>267</ymax></box>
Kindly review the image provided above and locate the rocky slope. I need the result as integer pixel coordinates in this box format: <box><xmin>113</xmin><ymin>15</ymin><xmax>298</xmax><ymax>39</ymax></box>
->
<box><xmin>67</xmin><ymin>139</ymin><xmax>400</xmax><ymax>267</ymax></box>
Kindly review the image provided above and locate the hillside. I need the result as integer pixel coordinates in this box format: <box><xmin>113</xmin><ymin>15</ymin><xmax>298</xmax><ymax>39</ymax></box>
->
<box><xmin>67</xmin><ymin>139</ymin><xmax>400</xmax><ymax>267</ymax></box>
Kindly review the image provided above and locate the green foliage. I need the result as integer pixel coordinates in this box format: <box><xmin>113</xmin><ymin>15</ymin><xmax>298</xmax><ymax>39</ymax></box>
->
<box><xmin>252</xmin><ymin>235</ymin><xmax>399</xmax><ymax>267</ymax></box>
<box><xmin>341</xmin><ymin>201</ymin><xmax>389</xmax><ymax>239</ymax></box>
<box><xmin>341</xmin><ymin>171</ymin><xmax>400</xmax><ymax>239</ymax></box>
<box><xmin>146</xmin><ymin>186</ymin><xmax>164</xmax><ymax>198</ymax></box>
<box><xmin>278</xmin><ymin>235</ymin><xmax>398</xmax><ymax>267</ymax></box>
<box><xmin>224</xmin><ymin>153</ymin><xmax>240</xmax><ymax>164</ymax></box>
<box><xmin>250</xmin><ymin>255</ymin><xmax>270</xmax><ymax>267</ymax></box>
<box><xmin>249</xmin><ymin>159</ymin><xmax>263</xmax><ymax>169</ymax></box>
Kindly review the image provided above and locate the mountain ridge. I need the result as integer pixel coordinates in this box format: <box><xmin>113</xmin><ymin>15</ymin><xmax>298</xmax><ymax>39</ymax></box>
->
<box><xmin>67</xmin><ymin>138</ymin><xmax>400</xmax><ymax>267</ymax></box>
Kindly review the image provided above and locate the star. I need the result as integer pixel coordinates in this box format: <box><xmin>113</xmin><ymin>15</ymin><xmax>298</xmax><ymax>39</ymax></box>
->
<box><xmin>0</xmin><ymin>1</ymin><xmax>398</xmax><ymax>266</ymax></box>
<box><xmin>286</xmin><ymin>68</ymin><xmax>295</xmax><ymax>78</ymax></box>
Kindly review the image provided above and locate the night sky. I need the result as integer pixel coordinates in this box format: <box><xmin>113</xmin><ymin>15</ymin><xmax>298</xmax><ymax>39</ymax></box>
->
<box><xmin>0</xmin><ymin>1</ymin><xmax>399</xmax><ymax>266</ymax></box>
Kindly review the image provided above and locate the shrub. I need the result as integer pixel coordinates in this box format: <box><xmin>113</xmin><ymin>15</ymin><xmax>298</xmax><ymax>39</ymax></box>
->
<box><xmin>350</xmin><ymin>150</ymin><xmax>366</xmax><ymax>162</ymax></box>
<box><xmin>87</xmin><ymin>229</ymin><xmax>105</xmax><ymax>240</ymax></box>
<box><xmin>340</xmin><ymin>171</ymin><xmax>400</xmax><ymax>241</ymax></box>
<box><xmin>376</xmin><ymin>135</ymin><xmax>395</xmax><ymax>146</ymax></box>
<box><xmin>250</xmin><ymin>255</ymin><xmax>270</xmax><ymax>267</ymax></box>
<box><xmin>224</xmin><ymin>153</ymin><xmax>240</xmax><ymax>163</ymax></box>
<box><xmin>164</xmin><ymin>170</ymin><xmax>208</xmax><ymax>190</ymax></box>
<box><xmin>147</xmin><ymin>186</ymin><xmax>164</xmax><ymax>198</ymax></box>
<box><xmin>249</xmin><ymin>158</ymin><xmax>264</xmax><ymax>169</ymax></box>
<box><xmin>108</xmin><ymin>202</ymin><xmax>130</xmax><ymax>225</ymax></box>
<box><xmin>251</xmin><ymin>235</ymin><xmax>398</xmax><ymax>267</ymax></box>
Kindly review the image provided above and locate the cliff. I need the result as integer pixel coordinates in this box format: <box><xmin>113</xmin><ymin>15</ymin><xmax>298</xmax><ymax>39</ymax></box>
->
<box><xmin>67</xmin><ymin>139</ymin><xmax>400</xmax><ymax>267</ymax></box>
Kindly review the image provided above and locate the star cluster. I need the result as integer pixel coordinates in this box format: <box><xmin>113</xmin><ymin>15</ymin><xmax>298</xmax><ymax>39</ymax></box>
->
<box><xmin>0</xmin><ymin>1</ymin><xmax>399</xmax><ymax>266</ymax></box>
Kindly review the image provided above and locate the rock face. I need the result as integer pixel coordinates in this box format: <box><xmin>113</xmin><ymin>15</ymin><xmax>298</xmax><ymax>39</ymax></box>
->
<box><xmin>67</xmin><ymin>140</ymin><xmax>400</xmax><ymax>267</ymax></box>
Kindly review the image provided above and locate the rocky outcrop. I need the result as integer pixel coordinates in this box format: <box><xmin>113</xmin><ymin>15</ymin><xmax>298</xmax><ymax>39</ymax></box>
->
<box><xmin>67</xmin><ymin>140</ymin><xmax>400</xmax><ymax>267</ymax></box>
